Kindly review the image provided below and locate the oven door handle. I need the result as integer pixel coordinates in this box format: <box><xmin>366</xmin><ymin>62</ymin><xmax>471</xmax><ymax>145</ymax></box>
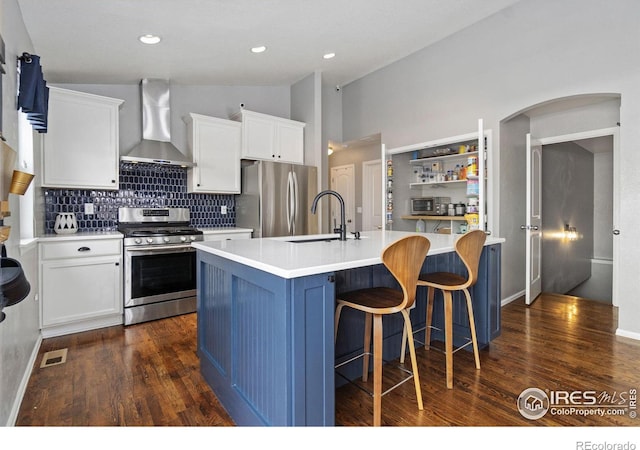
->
<box><xmin>125</xmin><ymin>245</ymin><xmax>195</xmax><ymax>252</ymax></box>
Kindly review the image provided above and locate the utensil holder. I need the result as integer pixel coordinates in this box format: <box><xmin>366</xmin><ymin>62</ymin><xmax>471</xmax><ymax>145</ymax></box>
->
<box><xmin>54</xmin><ymin>213</ymin><xmax>78</xmax><ymax>234</ymax></box>
<box><xmin>9</xmin><ymin>170</ymin><xmax>34</xmax><ymax>195</ymax></box>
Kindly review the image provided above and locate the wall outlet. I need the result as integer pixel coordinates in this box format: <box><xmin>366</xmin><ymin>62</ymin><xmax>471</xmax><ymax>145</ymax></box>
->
<box><xmin>84</xmin><ymin>203</ymin><xmax>94</xmax><ymax>215</ymax></box>
<box><xmin>221</xmin><ymin>205</ymin><xmax>228</xmax><ymax>215</ymax></box>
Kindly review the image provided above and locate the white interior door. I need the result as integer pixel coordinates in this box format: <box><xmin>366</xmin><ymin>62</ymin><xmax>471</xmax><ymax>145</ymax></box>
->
<box><xmin>330</xmin><ymin>164</ymin><xmax>355</xmax><ymax>233</ymax></box>
<box><xmin>362</xmin><ymin>159</ymin><xmax>382</xmax><ymax>231</ymax></box>
<box><xmin>525</xmin><ymin>133</ymin><xmax>542</xmax><ymax>305</ymax></box>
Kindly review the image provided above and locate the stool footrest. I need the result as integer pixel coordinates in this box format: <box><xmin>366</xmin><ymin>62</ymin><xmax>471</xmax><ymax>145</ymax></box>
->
<box><xmin>335</xmin><ymin>352</ymin><xmax>416</xmax><ymax>398</ymax></box>
<box><xmin>408</xmin><ymin>325</ymin><xmax>474</xmax><ymax>354</ymax></box>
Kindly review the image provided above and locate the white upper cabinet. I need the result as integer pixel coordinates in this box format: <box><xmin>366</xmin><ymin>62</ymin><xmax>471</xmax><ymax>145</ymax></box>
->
<box><xmin>233</xmin><ymin>109</ymin><xmax>305</xmax><ymax>164</ymax></box>
<box><xmin>42</xmin><ymin>87</ymin><xmax>123</xmax><ymax>189</ymax></box>
<box><xmin>185</xmin><ymin>113</ymin><xmax>241</xmax><ymax>194</ymax></box>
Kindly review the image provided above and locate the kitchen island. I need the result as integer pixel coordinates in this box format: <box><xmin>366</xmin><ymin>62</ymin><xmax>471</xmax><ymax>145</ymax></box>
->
<box><xmin>192</xmin><ymin>230</ymin><xmax>503</xmax><ymax>426</ymax></box>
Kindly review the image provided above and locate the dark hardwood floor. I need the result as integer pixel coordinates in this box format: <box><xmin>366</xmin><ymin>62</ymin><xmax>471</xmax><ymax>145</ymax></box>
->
<box><xmin>16</xmin><ymin>293</ymin><xmax>640</xmax><ymax>427</ymax></box>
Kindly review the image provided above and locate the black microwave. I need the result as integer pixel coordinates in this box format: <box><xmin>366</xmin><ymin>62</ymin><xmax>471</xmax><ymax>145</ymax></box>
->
<box><xmin>410</xmin><ymin>197</ymin><xmax>451</xmax><ymax>216</ymax></box>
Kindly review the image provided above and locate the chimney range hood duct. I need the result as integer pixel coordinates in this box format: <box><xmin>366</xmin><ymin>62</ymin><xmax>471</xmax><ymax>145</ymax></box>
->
<box><xmin>121</xmin><ymin>79</ymin><xmax>194</xmax><ymax>167</ymax></box>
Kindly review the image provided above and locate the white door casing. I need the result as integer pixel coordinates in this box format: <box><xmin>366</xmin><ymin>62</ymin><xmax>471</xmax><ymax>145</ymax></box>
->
<box><xmin>525</xmin><ymin>133</ymin><xmax>542</xmax><ymax>305</ymax></box>
<box><xmin>330</xmin><ymin>164</ymin><xmax>355</xmax><ymax>234</ymax></box>
<box><xmin>362</xmin><ymin>159</ymin><xmax>382</xmax><ymax>231</ymax></box>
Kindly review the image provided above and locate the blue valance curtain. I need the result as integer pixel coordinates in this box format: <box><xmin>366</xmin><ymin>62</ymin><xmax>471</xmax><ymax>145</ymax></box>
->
<box><xmin>17</xmin><ymin>53</ymin><xmax>48</xmax><ymax>133</ymax></box>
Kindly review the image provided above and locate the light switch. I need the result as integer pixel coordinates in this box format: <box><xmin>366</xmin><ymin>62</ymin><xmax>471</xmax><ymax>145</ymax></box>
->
<box><xmin>84</xmin><ymin>203</ymin><xmax>94</xmax><ymax>215</ymax></box>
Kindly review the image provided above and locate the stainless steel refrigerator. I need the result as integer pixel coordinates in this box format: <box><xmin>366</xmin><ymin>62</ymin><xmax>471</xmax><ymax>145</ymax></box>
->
<box><xmin>236</xmin><ymin>161</ymin><xmax>319</xmax><ymax>238</ymax></box>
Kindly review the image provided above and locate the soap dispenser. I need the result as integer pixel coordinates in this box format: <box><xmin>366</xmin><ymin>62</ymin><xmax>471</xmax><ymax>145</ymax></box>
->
<box><xmin>416</xmin><ymin>218</ymin><xmax>425</xmax><ymax>233</ymax></box>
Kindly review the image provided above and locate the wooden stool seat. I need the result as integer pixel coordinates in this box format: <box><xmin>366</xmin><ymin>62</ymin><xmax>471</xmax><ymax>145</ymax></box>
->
<box><xmin>335</xmin><ymin>235</ymin><xmax>430</xmax><ymax>426</ymax></box>
<box><xmin>339</xmin><ymin>288</ymin><xmax>404</xmax><ymax>312</ymax></box>
<box><xmin>402</xmin><ymin>230</ymin><xmax>486</xmax><ymax>390</ymax></box>
<box><xmin>418</xmin><ymin>272</ymin><xmax>467</xmax><ymax>288</ymax></box>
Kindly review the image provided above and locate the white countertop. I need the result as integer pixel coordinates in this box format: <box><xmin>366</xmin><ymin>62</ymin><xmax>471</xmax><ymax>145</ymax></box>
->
<box><xmin>192</xmin><ymin>230</ymin><xmax>504</xmax><ymax>279</ymax></box>
<box><xmin>38</xmin><ymin>231</ymin><xmax>123</xmax><ymax>242</ymax></box>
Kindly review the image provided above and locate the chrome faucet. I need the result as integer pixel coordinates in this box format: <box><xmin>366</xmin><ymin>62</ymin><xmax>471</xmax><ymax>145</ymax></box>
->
<box><xmin>311</xmin><ymin>190</ymin><xmax>347</xmax><ymax>241</ymax></box>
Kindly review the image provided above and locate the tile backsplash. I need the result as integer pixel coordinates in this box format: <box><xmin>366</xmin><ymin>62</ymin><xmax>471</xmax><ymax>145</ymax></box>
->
<box><xmin>44</xmin><ymin>162</ymin><xmax>235</xmax><ymax>232</ymax></box>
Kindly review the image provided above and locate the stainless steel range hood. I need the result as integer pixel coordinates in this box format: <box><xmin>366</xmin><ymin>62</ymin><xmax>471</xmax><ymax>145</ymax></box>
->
<box><xmin>121</xmin><ymin>79</ymin><xmax>194</xmax><ymax>167</ymax></box>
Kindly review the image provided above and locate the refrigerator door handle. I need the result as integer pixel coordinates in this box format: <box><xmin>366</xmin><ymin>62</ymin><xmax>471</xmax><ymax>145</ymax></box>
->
<box><xmin>286</xmin><ymin>171</ymin><xmax>294</xmax><ymax>234</ymax></box>
<box><xmin>292</xmin><ymin>171</ymin><xmax>299</xmax><ymax>234</ymax></box>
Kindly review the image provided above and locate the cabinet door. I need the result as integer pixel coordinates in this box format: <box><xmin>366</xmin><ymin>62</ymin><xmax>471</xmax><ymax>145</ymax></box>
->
<box><xmin>242</xmin><ymin>113</ymin><xmax>277</xmax><ymax>160</ymax></box>
<box><xmin>41</xmin><ymin>256</ymin><xmax>122</xmax><ymax>327</ymax></box>
<box><xmin>43</xmin><ymin>87</ymin><xmax>122</xmax><ymax>189</ymax></box>
<box><xmin>189</xmin><ymin>115</ymin><xmax>241</xmax><ymax>193</ymax></box>
<box><xmin>276</xmin><ymin>121</ymin><xmax>304</xmax><ymax>164</ymax></box>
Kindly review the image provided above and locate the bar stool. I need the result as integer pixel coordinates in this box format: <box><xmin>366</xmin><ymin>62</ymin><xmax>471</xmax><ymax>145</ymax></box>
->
<box><xmin>401</xmin><ymin>229</ymin><xmax>486</xmax><ymax>389</ymax></box>
<box><xmin>334</xmin><ymin>235</ymin><xmax>430</xmax><ymax>426</ymax></box>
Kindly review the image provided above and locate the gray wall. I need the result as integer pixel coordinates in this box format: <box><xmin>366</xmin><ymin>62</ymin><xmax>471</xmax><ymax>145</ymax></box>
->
<box><xmin>499</xmin><ymin>113</ymin><xmax>529</xmax><ymax>296</ymax></box>
<box><xmin>291</xmin><ymin>72</ymin><xmax>319</xmax><ymax>168</ymax></box>
<box><xmin>0</xmin><ymin>0</ymin><xmax>42</xmax><ymax>426</ymax></box>
<box><xmin>341</xmin><ymin>0</ymin><xmax>640</xmax><ymax>337</ymax></box>
<box><xmin>593</xmin><ymin>151</ymin><xmax>613</xmax><ymax>260</ymax></box>
<box><xmin>541</xmin><ymin>142</ymin><xmax>594</xmax><ymax>294</ymax></box>
<box><xmin>320</xmin><ymin>79</ymin><xmax>343</xmax><ymax>232</ymax></box>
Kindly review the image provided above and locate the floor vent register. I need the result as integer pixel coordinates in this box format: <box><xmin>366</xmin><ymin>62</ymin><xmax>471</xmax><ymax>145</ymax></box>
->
<box><xmin>40</xmin><ymin>349</ymin><xmax>68</xmax><ymax>368</ymax></box>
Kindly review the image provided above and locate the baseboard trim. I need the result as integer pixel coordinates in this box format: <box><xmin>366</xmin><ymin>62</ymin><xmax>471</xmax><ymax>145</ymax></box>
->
<box><xmin>41</xmin><ymin>315</ymin><xmax>122</xmax><ymax>339</ymax></box>
<box><xmin>501</xmin><ymin>290</ymin><xmax>525</xmax><ymax>307</ymax></box>
<box><xmin>6</xmin><ymin>333</ymin><xmax>42</xmax><ymax>426</ymax></box>
<box><xmin>615</xmin><ymin>328</ymin><xmax>640</xmax><ymax>341</ymax></box>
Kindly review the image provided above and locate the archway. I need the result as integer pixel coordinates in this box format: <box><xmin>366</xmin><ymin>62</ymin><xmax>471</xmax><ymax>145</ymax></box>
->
<box><xmin>500</xmin><ymin>93</ymin><xmax>620</xmax><ymax>307</ymax></box>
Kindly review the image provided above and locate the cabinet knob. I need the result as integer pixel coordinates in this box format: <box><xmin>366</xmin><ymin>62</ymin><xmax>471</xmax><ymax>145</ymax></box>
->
<box><xmin>111</xmin><ymin>180</ymin><xmax>116</xmax><ymax>183</ymax></box>
<box><xmin>115</xmin><ymin>262</ymin><xmax>119</xmax><ymax>266</ymax></box>
<box><xmin>272</xmin><ymin>154</ymin><xmax>276</xmax><ymax>158</ymax></box>
<box><xmin>77</xmin><ymin>246</ymin><xmax>91</xmax><ymax>252</ymax></box>
<box><xmin>197</xmin><ymin>183</ymin><xmax>201</xmax><ymax>187</ymax></box>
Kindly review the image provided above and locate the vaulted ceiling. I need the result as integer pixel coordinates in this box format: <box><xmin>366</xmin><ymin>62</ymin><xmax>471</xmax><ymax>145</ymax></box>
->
<box><xmin>17</xmin><ymin>0</ymin><xmax>521</xmax><ymax>86</ymax></box>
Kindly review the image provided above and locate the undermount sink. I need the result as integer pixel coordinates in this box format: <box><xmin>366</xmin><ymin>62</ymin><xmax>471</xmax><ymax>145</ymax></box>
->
<box><xmin>286</xmin><ymin>237</ymin><xmax>341</xmax><ymax>243</ymax></box>
<box><xmin>284</xmin><ymin>233</ymin><xmax>366</xmax><ymax>243</ymax></box>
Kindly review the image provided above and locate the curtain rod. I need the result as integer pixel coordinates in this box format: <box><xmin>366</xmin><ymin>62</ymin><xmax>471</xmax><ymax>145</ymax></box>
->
<box><xmin>18</xmin><ymin>52</ymin><xmax>32</xmax><ymax>63</ymax></box>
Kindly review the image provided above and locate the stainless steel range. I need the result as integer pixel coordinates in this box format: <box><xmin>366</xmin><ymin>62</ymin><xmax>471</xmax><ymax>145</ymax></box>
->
<box><xmin>118</xmin><ymin>207</ymin><xmax>203</xmax><ymax>325</ymax></box>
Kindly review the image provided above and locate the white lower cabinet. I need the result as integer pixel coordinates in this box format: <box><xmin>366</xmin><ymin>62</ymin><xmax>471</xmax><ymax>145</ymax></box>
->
<box><xmin>39</xmin><ymin>237</ymin><xmax>123</xmax><ymax>337</ymax></box>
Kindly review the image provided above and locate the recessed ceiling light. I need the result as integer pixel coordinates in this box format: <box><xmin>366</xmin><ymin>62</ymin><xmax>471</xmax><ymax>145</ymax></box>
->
<box><xmin>323</xmin><ymin>52</ymin><xmax>336</xmax><ymax>60</ymax></box>
<box><xmin>139</xmin><ymin>34</ymin><xmax>161</xmax><ymax>45</ymax></box>
<box><xmin>251</xmin><ymin>46</ymin><xmax>267</xmax><ymax>53</ymax></box>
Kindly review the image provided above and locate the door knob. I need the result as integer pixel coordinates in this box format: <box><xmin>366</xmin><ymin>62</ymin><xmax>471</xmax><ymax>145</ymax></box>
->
<box><xmin>520</xmin><ymin>225</ymin><xmax>527</xmax><ymax>230</ymax></box>
<box><xmin>531</xmin><ymin>225</ymin><xmax>539</xmax><ymax>231</ymax></box>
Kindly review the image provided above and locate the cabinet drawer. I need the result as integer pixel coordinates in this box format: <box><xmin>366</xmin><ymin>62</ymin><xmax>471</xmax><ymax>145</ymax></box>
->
<box><xmin>41</xmin><ymin>239</ymin><xmax>122</xmax><ymax>260</ymax></box>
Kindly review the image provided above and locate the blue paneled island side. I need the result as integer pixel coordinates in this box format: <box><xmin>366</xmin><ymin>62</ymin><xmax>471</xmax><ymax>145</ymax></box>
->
<box><xmin>192</xmin><ymin>230</ymin><xmax>503</xmax><ymax>426</ymax></box>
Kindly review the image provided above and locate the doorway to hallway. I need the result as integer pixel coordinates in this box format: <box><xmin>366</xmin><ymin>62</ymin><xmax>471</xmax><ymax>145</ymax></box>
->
<box><xmin>536</xmin><ymin>130</ymin><xmax>616</xmax><ymax>305</ymax></box>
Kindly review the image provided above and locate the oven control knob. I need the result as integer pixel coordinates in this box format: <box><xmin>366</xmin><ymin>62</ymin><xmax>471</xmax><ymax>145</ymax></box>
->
<box><xmin>163</xmin><ymin>237</ymin><xmax>171</xmax><ymax>243</ymax></box>
<box><xmin>134</xmin><ymin>238</ymin><xmax>142</xmax><ymax>245</ymax></box>
<box><xmin>146</xmin><ymin>238</ymin><xmax>154</xmax><ymax>244</ymax></box>
<box><xmin>180</xmin><ymin>236</ymin><xmax>187</xmax><ymax>242</ymax></box>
